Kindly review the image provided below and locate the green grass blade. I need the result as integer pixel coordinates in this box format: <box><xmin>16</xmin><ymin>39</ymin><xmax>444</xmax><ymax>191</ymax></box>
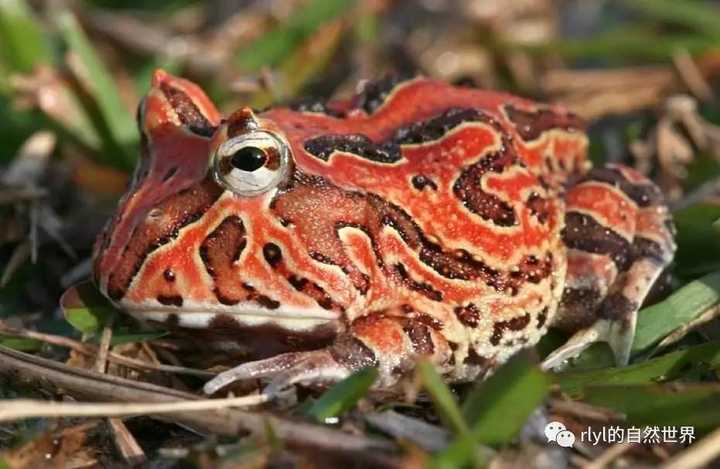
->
<box><xmin>583</xmin><ymin>383</ymin><xmax>720</xmax><ymax>431</ymax></box>
<box><xmin>304</xmin><ymin>367</ymin><xmax>378</xmax><ymax>422</ymax></box>
<box><xmin>621</xmin><ymin>0</ymin><xmax>720</xmax><ymax>39</ymax></box>
<box><xmin>430</xmin><ymin>435</ymin><xmax>493</xmax><ymax>469</ymax></box>
<box><xmin>236</xmin><ymin>0</ymin><xmax>355</xmax><ymax>71</ymax></box>
<box><xmin>432</xmin><ymin>354</ymin><xmax>549</xmax><ymax>468</ymax></box>
<box><xmin>417</xmin><ymin>360</ymin><xmax>470</xmax><ymax>436</ymax></box>
<box><xmin>249</xmin><ymin>20</ymin><xmax>345</xmax><ymax>108</ymax></box>
<box><xmin>0</xmin><ymin>0</ymin><xmax>52</xmax><ymax>73</ymax></box>
<box><xmin>462</xmin><ymin>353</ymin><xmax>550</xmax><ymax>445</ymax></box>
<box><xmin>557</xmin><ymin>341</ymin><xmax>720</xmax><ymax>395</ymax></box>
<box><xmin>531</xmin><ymin>28</ymin><xmax>714</xmax><ymax>62</ymax></box>
<box><xmin>0</xmin><ymin>335</ymin><xmax>41</xmax><ymax>352</ymax></box>
<box><xmin>60</xmin><ymin>282</ymin><xmax>117</xmax><ymax>335</ymax></box>
<box><xmin>57</xmin><ymin>11</ymin><xmax>137</xmax><ymax>169</ymax></box>
<box><xmin>110</xmin><ymin>331</ymin><xmax>167</xmax><ymax>346</ymax></box>
<box><xmin>632</xmin><ymin>270</ymin><xmax>720</xmax><ymax>353</ymax></box>
<box><xmin>674</xmin><ymin>204</ymin><xmax>720</xmax><ymax>277</ymax></box>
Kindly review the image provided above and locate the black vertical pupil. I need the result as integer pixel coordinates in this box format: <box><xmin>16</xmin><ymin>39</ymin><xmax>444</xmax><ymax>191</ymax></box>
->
<box><xmin>230</xmin><ymin>147</ymin><xmax>267</xmax><ymax>172</ymax></box>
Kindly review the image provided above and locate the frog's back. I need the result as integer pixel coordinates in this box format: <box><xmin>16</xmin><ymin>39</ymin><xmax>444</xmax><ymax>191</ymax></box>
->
<box><xmin>263</xmin><ymin>77</ymin><xmax>589</xmax><ymax>191</ymax></box>
<box><xmin>256</xmin><ymin>77</ymin><xmax>591</xmax><ymax>371</ymax></box>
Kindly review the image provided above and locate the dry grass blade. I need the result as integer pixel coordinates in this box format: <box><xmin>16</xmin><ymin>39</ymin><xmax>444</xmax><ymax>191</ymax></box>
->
<box><xmin>651</xmin><ymin>305</ymin><xmax>720</xmax><ymax>353</ymax></box>
<box><xmin>0</xmin><ymin>395</ymin><xmax>270</xmax><ymax>422</ymax></box>
<box><xmin>107</xmin><ymin>418</ymin><xmax>146</xmax><ymax>466</ymax></box>
<box><xmin>0</xmin><ymin>346</ymin><xmax>400</xmax><ymax>466</ymax></box>
<box><xmin>673</xmin><ymin>49</ymin><xmax>715</xmax><ymax>101</ymax></box>
<box><xmin>365</xmin><ymin>410</ymin><xmax>450</xmax><ymax>451</ymax></box>
<box><xmin>1</xmin><ymin>240</ymin><xmax>30</xmax><ymax>287</ymax></box>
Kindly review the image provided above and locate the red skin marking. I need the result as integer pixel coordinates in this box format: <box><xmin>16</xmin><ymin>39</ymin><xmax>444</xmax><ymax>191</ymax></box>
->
<box><xmin>127</xmin><ymin>194</ymin><xmax>358</xmax><ymax>309</ymax></box>
<box><xmin>353</xmin><ymin>315</ymin><xmax>406</xmax><ymax>355</ymax></box>
<box><xmin>566</xmin><ymin>184</ymin><xmax>638</xmax><ymax>241</ymax></box>
<box><xmin>339</xmin><ymin>228</ymin><xmax>395</xmax><ymax>308</ymax></box>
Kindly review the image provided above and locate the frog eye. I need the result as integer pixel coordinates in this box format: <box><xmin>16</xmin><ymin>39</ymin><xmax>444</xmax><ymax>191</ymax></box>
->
<box><xmin>213</xmin><ymin>130</ymin><xmax>290</xmax><ymax>196</ymax></box>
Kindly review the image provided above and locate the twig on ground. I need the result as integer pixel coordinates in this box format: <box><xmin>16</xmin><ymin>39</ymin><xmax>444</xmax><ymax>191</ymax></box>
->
<box><xmin>0</xmin><ymin>320</ymin><xmax>214</xmax><ymax>378</ymax></box>
<box><xmin>0</xmin><ymin>346</ymin><xmax>400</xmax><ymax>467</ymax></box>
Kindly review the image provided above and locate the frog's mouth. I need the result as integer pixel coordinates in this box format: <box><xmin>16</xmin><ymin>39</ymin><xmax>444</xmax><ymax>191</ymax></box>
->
<box><xmin>122</xmin><ymin>301</ymin><xmax>342</xmax><ymax>358</ymax></box>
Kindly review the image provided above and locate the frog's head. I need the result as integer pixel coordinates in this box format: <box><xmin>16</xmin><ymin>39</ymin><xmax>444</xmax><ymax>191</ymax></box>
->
<box><xmin>93</xmin><ymin>70</ymin><xmax>349</xmax><ymax>351</ymax></box>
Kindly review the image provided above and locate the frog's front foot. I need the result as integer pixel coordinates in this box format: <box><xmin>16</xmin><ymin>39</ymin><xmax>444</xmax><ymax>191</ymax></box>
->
<box><xmin>203</xmin><ymin>335</ymin><xmax>379</xmax><ymax>395</ymax></box>
<box><xmin>204</xmin><ymin>315</ymin><xmax>454</xmax><ymax>395</ymax></box>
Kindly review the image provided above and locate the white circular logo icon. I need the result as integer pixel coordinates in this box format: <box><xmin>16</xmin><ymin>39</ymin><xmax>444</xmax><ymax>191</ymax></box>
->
<box><xmin>545</xmin><ymin>421</ymin><xmax>574</xmax><ymax>447</ymax></box>
<box><xmin>555</xmin><ymin>430</ymin><xmax>576</xmax><ymax>448</ymax></box>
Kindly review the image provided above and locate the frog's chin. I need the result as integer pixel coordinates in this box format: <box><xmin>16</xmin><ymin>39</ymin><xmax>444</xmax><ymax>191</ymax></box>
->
<box><xmin>118</xmin><ymin>300</ymin><xmax>340</xmax><ymax>333</ymax></box>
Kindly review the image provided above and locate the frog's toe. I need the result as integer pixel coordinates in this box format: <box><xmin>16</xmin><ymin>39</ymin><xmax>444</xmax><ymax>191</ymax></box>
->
<box><xmin>541</xmin><ymin>318</ymin><xmax>632</xmax><ymax>370</ymax></box>
<box><xmin>203</xmin><ymin>351</ymin><xmax>305</xmax><ymax>395</ymax></box>
<box><xmin>203</xmin><ymin>349</ymin><xmax>352</xmax><ymax>396</ymax></box>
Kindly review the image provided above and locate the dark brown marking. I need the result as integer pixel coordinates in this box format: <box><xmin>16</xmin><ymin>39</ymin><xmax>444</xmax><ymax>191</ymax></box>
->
<box><xmin>579</xmin><ymin>167</ymin><xmax>661</xmax><ymax>207</ymax></box>
<box><xmin>355</xmin><ymin>75</ymin><xmax>406</xmax><ymax>114</ymax></box>
<box><xmin>263</xmin><ymin>243</ymin><xmax>283</xmax><ymax>267</ymax></box>
<box><xmin>393</xmin><ymin>108</ymin><xmax>487</xmax><ymax>144</ymax></box>
<box><xmin>403</xmin><ymin>321</ymin><xmax>434</xmax><ymax>355</ymax></box>
<box><xmin>507</xmin><ymin>254</ymin><xmax>554</xmax><ymax>294</ymax></box>
<box><xmin>562</xmin><ymin>212</ymin><xmax>633</xmax><ymax>271</ymax></box>
<box><xmin>633</xmin><ymin>237</ymin><xmax>667</xmax><ymax>264</ymax></box>
<box><xmin>304</xmin><ymin>107</ymin><xmax>493</xmax><ymax>164</ymax></box>
<box><xmin>157</xmin><ymin>294</ymin><xmax>183</xmax><ymax>307</ymax></box>
<box><xmin>288</xmin><ymin>98</ymin><xmax>345</xmax><ymax>118</ymax></box>
<box><xmin>395</xmin><ymin>263</ymin><xmax>443</xmax><ymax>301</ymax></box>
<box><xmin>490</xmin><ymin>313</ymin><xmax>531</xmax><ymax>346</ymax></box>
<box><xmin>329</xmin><ymin>336</ymin><xmax>378</xmax><ymax>370</ymax></box>
<box><xmin>411</xmin><ymin>175</ymin><xmax>438</xmax><ymax>191</ymax></box>
<box><xmin>256</xmin><ymin>295</ymin><xmax>281</xmax><ymax>310</ymax></box>
<box><xmin>556</xmin><ymin>287</ymin><xmax>603</xmax><ymax>330</ymax></box>
<box><xmin>288</xmin><ymin>276</ymin><xmax>339</xmax><ymax>310</ymax></box>
<box><xmin>454</xmin><ymin>303</ymin><xmax>481</xmax><ymax>327</ymax></box>
<box><xmin>372</xmin><ymin>197</ymin><xmax>505</xmax><ymax>288</ymax></box>
<box><xmin>199</xmin><ymin>215</ymin><xmax>248</xmax><ymax>304</ymax></box>
<box><xmin>536</xmin><ymin>307</ymin><xmax>548</xmax><ymax>329</ymax></box>
<box><xmin>600</xmin><ymin>294</ymin><xmax>638</xmax><ymax>324</ymax></box>
<box><xmin>106</xmin><ymin>178</ymin><xmax>224</xmax><ymax>300</ymax></box>
<box><xmin>204</xmin><ymin>313</ymin><xmax>339</xmax><ymax>359</ymax></box>
<box><xmin>160</xmin><ymin>83</ymin><xmax>215</xmax><ymax>137</ymax></box>
<box><xmin>415</xmin><ymin>312</ymin><xmax>444</xmax><ymax>331</ymax></box>
<box><xmin>452</xmin><ymin>143</ymin><xmax>518</xmax><ymax>227</ymax></box>
<box><xmin>304</xmin><ymin>134</ymin><xmax>401</xmax><ymax>163</ymax></box>
<box><xmin>504</xmin><ymin>104</ymin><xmax>584</xmax><ymax>141</ymax></box>
<box><xmin>527</xmin><ymin>192</ymin><xmax>551</xmax><ymax>224</ymax></box>
<box><xmin>464</xmin><ymin>348</ymin><xmax>492</xmax><ymax>369</ymax></box>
